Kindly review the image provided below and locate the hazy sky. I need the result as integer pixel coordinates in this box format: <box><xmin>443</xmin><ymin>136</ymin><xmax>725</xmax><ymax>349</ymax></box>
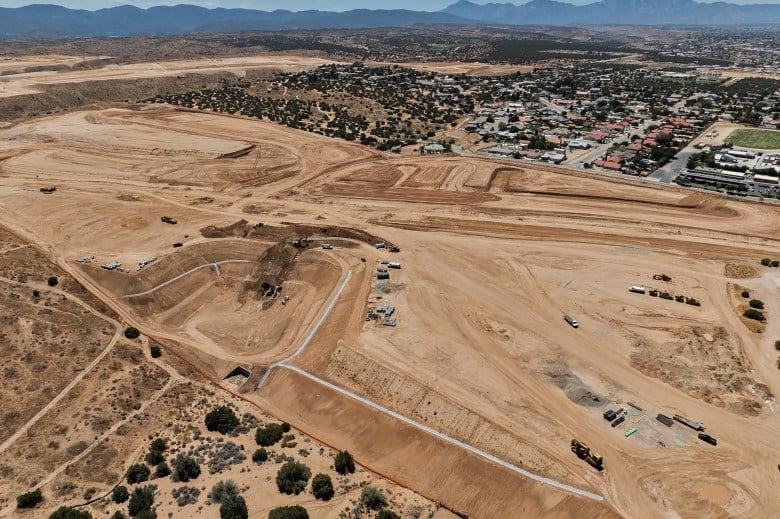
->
<box><xmin>0</xmin><ymin>0</ymin><xmax>772</xmax><ymax>10</ymax></box>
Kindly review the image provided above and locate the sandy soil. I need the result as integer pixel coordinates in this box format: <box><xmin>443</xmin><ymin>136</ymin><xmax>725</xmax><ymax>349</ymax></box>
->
<box><xmin>1</xmin><ymin>104</ymin><xmax>779</xmax><ymax>518</ymax></box>
<box><xmin>0</xmin><ymin>55</ymin><xmax>337</xmax><ymax>98</ymax></box>
<box><xmin>370</xmin><ymin>61</ymin><xmax>538</xmax><ymax>76</ymax></box>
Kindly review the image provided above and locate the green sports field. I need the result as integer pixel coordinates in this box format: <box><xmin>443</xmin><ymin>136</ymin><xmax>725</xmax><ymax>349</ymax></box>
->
<box><xmin>725</xmin><ymin>129</ymin><xmax>780</xmax><ymax>150</ymax></box>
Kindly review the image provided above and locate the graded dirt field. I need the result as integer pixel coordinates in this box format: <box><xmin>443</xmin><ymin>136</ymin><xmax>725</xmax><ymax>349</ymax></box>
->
<box><xmin>1</xmin><ymin>103</ymin><xmax>779</xmax><ymax>518</ymax></box>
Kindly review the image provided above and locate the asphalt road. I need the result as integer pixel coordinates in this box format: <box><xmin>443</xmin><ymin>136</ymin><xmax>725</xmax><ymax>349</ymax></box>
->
<box><xmin>648</xmin><ymin>150</ymin><xmax>694</xmax><ymax>184</ymax></box>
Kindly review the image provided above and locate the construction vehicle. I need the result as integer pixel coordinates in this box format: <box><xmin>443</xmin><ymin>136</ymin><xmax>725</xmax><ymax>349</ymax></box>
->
<box><xmin>40</xmin><ymin>186</ymin><xmax>56</xmax><ymax>194</ymax></box>
<box><xmin>292</xmin><ymin>237</ymin><xmax>310</xmax><ymax>248</ymax></box>
<box><xmin>161</xmin><ymin>216</ymin><xmax>177</xmax><ymax>224</ymax></box>
<box><xmin>564</xmin><ymin>315</ymin><xmax>579</xmax><ymax>328</ymax></box>
<box><xmin>698</xmin><ymin>433</ymin><xmax>717</xmax><ymax>446</ymax></box>
<box><xmin>570</xmin><ymin>439</ymin><xmax>604</xmax><ymax>471</ymax></box>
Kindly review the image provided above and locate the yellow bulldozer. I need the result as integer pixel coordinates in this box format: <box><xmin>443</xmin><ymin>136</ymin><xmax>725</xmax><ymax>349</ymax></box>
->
<box><xmin>571</xmin><ymin>439</ymin><xmax>604</xmax><ymax>471</ymax></box>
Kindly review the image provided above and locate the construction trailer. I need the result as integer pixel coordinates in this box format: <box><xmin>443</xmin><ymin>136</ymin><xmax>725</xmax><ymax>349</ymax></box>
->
<box><xmin>656</xmin><ymin>414</ymin><xmax>674</xmax><ymax>427</ymax></box>
<box><xmin>629</xmin><ymin>285</ymin><xmax>646</xmax><ymax>294</ymax></box>
<box><xmin>674</xmin><ymin>414</ymin><xmax>705</xmax><ymax>431</ymax></box>
<box><xmin>611</xmin><ymin>416</ymin><xmax>626</xmax><ymax>428</ymax></box>
<box><xmin>603</xmin><ymin>409</ymin><xmax>617</xmax><ymax>422</ymax></box>
<box><xmin>375</xmin><ymin>242</ymin><xmax>386</xmax><ymax>249</ymax></box>
<box><xmin>377</xmin><ymin>272</ymin><xmax>390</xmax><ymax>280</ymax></box>
<box><xmin>698</xmin><ymin>433</ymin><xmax>717</xmax><ymax>446</ymax></box>
<box><xmin>388</xmin><ymin>262</ymin><xmax>401</xmax><ymax>269</ymax></box>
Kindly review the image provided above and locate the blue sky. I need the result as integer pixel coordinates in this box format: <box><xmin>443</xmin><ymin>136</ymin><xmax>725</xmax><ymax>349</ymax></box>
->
<box><xmin>0</xmin><ymin>0</ymin><xmax>770</xmax><ymax>10</ymax></box>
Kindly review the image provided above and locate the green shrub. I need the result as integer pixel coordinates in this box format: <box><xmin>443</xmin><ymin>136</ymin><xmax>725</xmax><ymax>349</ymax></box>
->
<box><xmin>377</xmin><ymin>511</ymin><xmax>401</xmax><ymax>519</ymax></box>
<box><xmin>774</xmin><ymin>340</ymin><xmax>780</xmax><ymax>351</ymax></box>
<box><xmin>149</xmin><ymin>345</ymin><xmax>162</xmax><ymax>358</ymax></box>
<box><xmin>16</xmin><ymin>489</ymin><xmax>43</xmax><ymax>508</ymax></box>
<box><xmin>334</xmin><ymin>450</ymin><xmax>355</xmax><ymax>475</ymax></box>
<box><xmin>124</xmin><ymin>327</ymin><xmax>141</xmax><ymax>339</ymax></box>
<box><xmin>255</xmin><ymin>423</ymin><xmax>284</xmax><ymax>446</ymax></box>
<box><xmin>311</xmin><ymin>473</ymin><xmax>334</xmax><ymax>501</ymax></box>
<box><xmin>772</xmin><ymin>260</ymin><xmax>780</xmax><ymax>268</ymax></box>
<box><xmin>220</xmin><ymin>495</ymin><xmax>248</xmax><ymax>519</ymax></box>
<box><xmin>744</xmin><ymin>309</ymin><xmax>765</xmax><ymax>321</ymax></box>
<box><xmin>252</xmin><ymin>448</ymin><xmax>268</xmax><ymax>464</ymax></box>
<box><xmin>276</xmin><ymin>461</ymin><xmax>311</xmax><ymax>495</ymax></box>
<box><xmin>281</xmin><ymin>422</ymin><xmax>291</xmax><ymax>433</ymax></box>
<box><xmin>761</xmin><ymin>258</ymin><xmax>771</xmax><ymax>266</ymax></box>
<box><xmin>741</xmin><ymin>290</ymin><xmax>750</xmax><ymax>298</ymax></box>
<box><xmin>47</xmin><ymin>276</ymin><xmax>58</xmax><ymax>287</ymax></box>
<box><xmin>172</xmin><ymin>455</ymin><xmax>200</xmax><ymax>482</ymax></box>
<box><xmin>210</xmin><ymin>480</ymin><xmax>239</xmax><ymax>504</ymax></box>
<box><xmin>145</xmin><ymin>439</ymin><xmax>166</xmax><ymax>465</ymax></box>
<box><xmin>749</xmin><ymin>299</ymin><xmax>765</xmax><ymax>309</ymax></box>
<box><xmin>128</xmin><ymin>486</ymin><xmax>155</xmax><ymax>517</ymax></box>
<box><xmin>112</xmin><ymin>485</ymin><xmax>129</xmax><ymax>504</ymax></box>
<box><xmin>126</xmin><ymin>463</ymin><xmax>150</xmax><ymax>484</ymax></box>
<box><xmin>111</xmin><ymin>511</ymin><xmax>126</xmax><ymax>519</ymax></box>
<box><xmin>49</xmin><ymin>507</ymin><xmax>93</xmax><ymax>519</ymax></box>
<box><xmin>360</xmin><ymin>486</ymin><xmax>387</xmax><ymax>510</ymax></box>
<box><xmin>205</xmin><ymin>406</ymin><xmax>240</xmax><ymax>434</ymax></box>
<box><xmin>267</xmin><ymin>505</ymin><xmax>309</xmax><ymax>519</ymax></box>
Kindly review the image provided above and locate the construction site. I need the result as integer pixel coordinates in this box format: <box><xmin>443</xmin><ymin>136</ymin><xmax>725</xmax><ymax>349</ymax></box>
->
<box><xmin>0</xmin><ymin>99</ymin><xmax>779</xmax><ymax>518</ymax></box>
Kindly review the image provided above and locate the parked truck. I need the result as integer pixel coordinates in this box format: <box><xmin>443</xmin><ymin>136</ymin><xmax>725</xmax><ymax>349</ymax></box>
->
<box><xmin>564</xmin><ymin>315</ymin><xmax>579</xmax><ymax>328</ymax></box>
<box><xmin>674</xmin><ymin>414</ymin><xmax>705</xmax><ymax>431</ymax></box>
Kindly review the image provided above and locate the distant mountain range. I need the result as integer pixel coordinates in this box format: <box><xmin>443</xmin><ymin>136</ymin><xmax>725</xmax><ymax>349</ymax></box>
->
<box><xmin>1</xmin><ymin>1</ymin><xmax>779</xmax><ymax>39</ymax></box>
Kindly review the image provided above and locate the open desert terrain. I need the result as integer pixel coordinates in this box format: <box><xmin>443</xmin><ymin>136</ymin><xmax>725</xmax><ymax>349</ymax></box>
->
<box><xmin>1</xmin><ymin>88</ymin><xmax>779</xmax><ymax>518</ymax></box>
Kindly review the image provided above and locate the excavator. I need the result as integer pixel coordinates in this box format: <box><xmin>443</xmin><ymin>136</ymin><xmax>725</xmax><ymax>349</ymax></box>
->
<box><xmin>571</xmin><ymin>439</ymin><xmax>604</xmax><ymax>471</ymax></box>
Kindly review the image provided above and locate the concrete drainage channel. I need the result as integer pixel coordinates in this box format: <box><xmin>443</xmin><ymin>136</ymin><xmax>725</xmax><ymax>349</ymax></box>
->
<box><xmin>256</xmin><ymin>268</ymin><xmax>604</xmax><ymax>502</ymax></box>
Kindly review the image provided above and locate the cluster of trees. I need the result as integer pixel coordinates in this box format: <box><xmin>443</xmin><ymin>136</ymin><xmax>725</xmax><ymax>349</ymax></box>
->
<box><xmin>761</xmin><ymin>258</ymin><xmax>780</xmax><ymax>268</ymax></box>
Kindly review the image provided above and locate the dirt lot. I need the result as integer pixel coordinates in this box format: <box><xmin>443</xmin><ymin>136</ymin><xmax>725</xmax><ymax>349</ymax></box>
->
<box><xmin>0</xmin><ymin>102</ymin><xmax>779</xmax><ymax>518</ymax></box>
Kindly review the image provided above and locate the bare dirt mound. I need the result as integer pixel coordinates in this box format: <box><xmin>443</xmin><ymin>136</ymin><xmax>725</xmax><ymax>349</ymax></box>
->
<box><xmin>725</xmin><ymin>263</ymin><xmax>758</xmax><ymax>279</ymax></box>
<box><xmin>629</xmin><ymin>326</ymin><xmax>768</xmax><ymax>416</ymax></box>
<box><xmin>339</xmin><ymin>165</ymin><xmax>403</xmax><ymax>187</ymax></box>
<box><xmin>678</xmin><ymin>194</ymin><xmax>740</xmax><ymax>217</ymax></box>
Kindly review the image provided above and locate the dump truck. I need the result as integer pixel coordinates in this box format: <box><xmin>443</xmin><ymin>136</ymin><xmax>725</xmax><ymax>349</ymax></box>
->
<box><xmin>570</xmin><ymin>439</ymin><xmax>604</xmax><ymax>470</ymax></box>
<box><xmin>161</xmin><ymin>216</ymin><xmax>177</xmax><ymax>224</ymax></box>
<box><xmin>564</xmin><ymin>315</ymin><xmax>579</xmax><ymax>328</ymax></box>
<box><xmin>674</xmin><ymin>414</ymin><xmax>705</xmax><ymax>431</ymax></box>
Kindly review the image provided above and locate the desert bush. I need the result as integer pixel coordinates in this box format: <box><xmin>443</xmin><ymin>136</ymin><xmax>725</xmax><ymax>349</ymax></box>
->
<box><xmin>209</xmin><ymin>480</ymin><xmax>239</xmax><ymax>504</ymax></box>
<box><xmin>126</xmin><ymin>464</ymin><xmax>150</xmax><ymax>484</ymax></box>
<box><xmin>311</xmin><ymin>473</ymin><xmax>334</xmax><ymax>501</ymax></box>
<box><xmin>276</xmin><ymin>461</ymin><xmax>311</xmax><ymax>495</ymax></box>
<box><xmin>111</xmin><ymin>511</ymin><xmax>126</xmax><ymax>519</ymax></box>
<box><xmin>772</xmin><ymin>260</ymin><xmax>780</xmax><ymax>268</ymax></box>
<box><xmin>150</xmin><ymin>345</ymin><xmax>162</xmax><ymax>358</ymax></box>
<box><xmin>133</xmin><ymin>510</ymin><xmax>156</xmax><ymax>519</ymax></box>
<box><xmin>761</xmin><ymin>258</ymin><xmax>771</xmax><ymax>266</ymax></box>
<box><xmin>775</xmin><ymin>340</ymin><xmax>780</xmax><ymax>351</ymax></box>
<box><xmin>16</xmin><ymin>489</ymin><xmax>43</xmax><ymax>508</ymax></box>
<box><xmin>172</xmin><ymin>455</ymin><xmax>201</xmax><ymax>482</ymax></box>
<box><xmin>112</xmin><ymin>485</ymin><xmax>129</xmax><ymax>503</ymax></box>
<box><xmin>49</xmin><ymin>507</ymin><xmax>93</xmax><ymax>519</ymax></box>
<box><xmin>750</xmin><ymin>299</ymin><xmax>765</xmax><ymax>309</ymax></box>
<box><xmin>252</xmin><ymin>448</ymin><xmax>268</xmax><ymax>464</ymax></box>
<box><xmin>128</xmin><ymin>486</ymin><xmax>155</xmax><ymax>517</ymax></box>
<box><xmin>207</xmin><ymin>441</ymin><xmax>247</xmax><ymax>474</ymax></box>
<box><xmin>145</xmin><ymin>439</ymin><xmax>166</xmax><ymax>465</ymax></box>
<box><xmin>171</xmin><ymin>485</ymin><xmax>200</xmax><ymax>507</ymax></box>
<box><xmin>334</xmin><ymin>450</ymin><xmax>355</xmax><ymax>475</ymax></box>
<box><xmin>124</xmin><ymin>327</ymin><xmax>141</xmax><ymax>339</ymax></box>
<box><xmin>220</xmin><ymin>495</ymin><xmax>248</xmax><ymax>519</ymax></box>
<box><xmin>744</xmin><ymin>309</ymin><xmax>765</xmax><ymax>321</ymax></box>
<box><xmin>32</xmin><ymin>289</ymin><xmax>40</xmax><ymax>298</ymax></box>
<box><xmin>47</xmin><ymin>276</ymin><xmax>58</xmax><ymax>287</ymax></box>
<box><xmin>741</xmin><ymin>290</ymin><xmax>750</xmax><ymax>298</ymax></box>
<box><xmin>255</xmin><ymin>423</ymin><xmax>283</xmax><ymax>446</ymax></box>
<box><xmin>377</xmin><ymin>511</ymin><xmax>401</xmax><ymax>519</ymax></box>
<box><xmin>267</xmin><ymin>505</ymin><xmax>309</xmax><ymax>519</ymax></box>
<box><xmin>281</xmin><ymin>422</ymin><xmax>291</xmax><ymax>432</ymax></box>
<box><xmin>360</xmin><ymin>486</ymin><xmax>387</xmax><ymax>510</ymax></box>
<box><xmin>205</xmin><ymin>406</ymin><xmax>240</xmax><ymax>434</ymax></box>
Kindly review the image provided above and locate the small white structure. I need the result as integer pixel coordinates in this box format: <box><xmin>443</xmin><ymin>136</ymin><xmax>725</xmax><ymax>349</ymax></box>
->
<box><xmin>629</xmin><ymin>285</ymin><xmax>646</xmax><ymax>294</ymax></box>
<box><xmin>322</xmin><ymin>243</ymin><xmax>333</xmax><ymax>250</ymax></box>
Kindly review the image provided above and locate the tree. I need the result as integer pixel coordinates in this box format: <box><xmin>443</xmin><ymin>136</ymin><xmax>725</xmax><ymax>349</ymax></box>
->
<box><xmin>112</xmin><ymin>485</ymin><xmax>130</xmax><ymax>504</ymax></box>
<box><xmin>220</xmin><ymin>495</ymin><xmax>248</xmax><ymax>519</ymax></box>
<box><xmin>749</xmin><ymin>299</ymin><xmax>765</xmax><ymax>310</ymax></box>
<box><xmin>149</xmin><ymin>345</ymin><xmax>162</xmax><ymax>358</ymax></box>
<box><xmin>154</xmin><ymin>462</ymin><xmax>170</xmax><ymax>478</ymax></box>
<box><xmin>252</xmin><ymin>448</ymin><xmax>268</xmax><ymax>464</ymax></box>
<box><xmin>111</xmin><ymin>512</ymin><xmax>126</xmax><ymax>519</ymax></box>
<box><xmin>743</xmin><ymin>309</ymin><xmax>765</xmax><ymax>321</ymax></box>
<box><xmin>172</xmin><ymin>455</ymin><xmax>201</xmax><ymax>482</ymax></box>
<box><xmin>761</xmin><ymin>258</ymin><xmax>771</xmax><ymax>266</ymax></box>
<box><xmin>47</xmin><ymin>276</ymin><xmax>58</xmax><ymax>287</ymax></box>
<box><xmin>205</xmin><ymin>406</ymin><xmax>240</xmax><ymax>434</ymax></box>
<box><xmin>126</xmin><ymin>463</ymin><xmax>150</xmax><ymax>484</ymax></box>
<box><xmin>311</xmin><ymin>473</ymin><xmax>334</xmax><ymax>501</ymax></box>
<box><xmin>124</xmin><ymin>327</ymin><xmax>141</xmax><ymax>339</ymax></box>
<box><xmin>377</xmin><ymin>511</ymin><xmax>401</xmax><ymax>519</ymax></box>
<box><xmin>49</xmin><ymin>507</ymin><xmax>93</xmax><ymax>519</ymax></box>
<box><xmin>360</xmin><ymin>486</ymin><xmax>387</xmax><ymax>510</ymax></box>
<box><xmin>255</xmin><ymin>423</ymin><xmax>284</xmax><ymax>446</ymax></box>
<box><xmin>741</xmin><ymin>290</ymin><xmax>750</xmax><ymax>298</ymax></box>
<box><xmin>16</xmin><ymin>489</ymin><xmax>43</xmax><ymax>508</ymax></box>
<box><xmin>772</xmin><ymin>261</ymin><xmax>780</xmax><ymax>268</ymax></box>
<box><xmin>210</xmin><ymin>480</ymin><xmax>239</xmax><ymax>504</ymax></box>
<box><xmin>267</xmin><ymin>505</ymin><xmax>309</xmax><ymax>519</ymax></box>
<box><xmin>334</xmin><ymin>450</ymin><xmax>355</xmax><ymax>475</ymax></box>
<box><xmin>281</xmin><ymin>422</ymin><xmax>291</xmax><ymax>433</ymax></box>
<box><xmin>276</xmin><ymin>461</ymin><xmax>311</xmax><ymax>495</ymax></box>
<box><xmin>134</xmin><ymin>511</ymin><xmax>156</xmax><ymax>519</ymax></box>
<box><xmin>128</xmin><ymin>486</ymin><xmax>155</xmax><ymax>517</ymax></box>
<box><xmin>145</xmin><ymin>439</ymin><xmax>166</xmax><ymax>465</ymax></box>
